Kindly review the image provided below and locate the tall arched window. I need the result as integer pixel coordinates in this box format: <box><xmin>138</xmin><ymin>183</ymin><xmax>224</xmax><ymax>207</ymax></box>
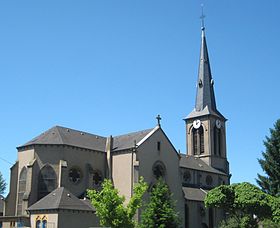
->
<box><xmin>92</xmin><ymin>170</ymin><xmax>103</xmax><ymax>188</ymax></box>
<box><xmin>38</xmin><ymin>165</ymin><xmax>57</xmax><ymax>200</ymax></box>
<box><xmin>36</xmin><ymin>220</ymin><xmax>41</xmax><ymax>228</ymax></box>
<box><xmin>192</xmin><ymin>126</ymin><xmax>204</xmax><ymax>155</ymax></box>
<box><xmin>42</xmin><ymin>220</ymin><xmax>47</xmax><ymax>228</ymax></box>
<box><xmin>152</xmin><ymin>161</ymin><xmax>166</xmax><ymax>179</ymax></box>
<box><xmin>214</xmin><ymin>127</ymin><xmax>222</xmax><ymax>156</ymax></box>
<box><xmin>17</xmin><ymin>167</ymin><xmax>27</xmax><ymax>215</ymax></box>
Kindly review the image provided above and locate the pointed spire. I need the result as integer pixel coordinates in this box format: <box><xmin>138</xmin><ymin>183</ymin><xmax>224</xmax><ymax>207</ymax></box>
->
<box><xmin>185</xmin><ymin>9</ymin><xmax>226</xmax><ymax>121</ymax></box>
<box><xmin>195</xmin><ymin>26</ymin><xmax>217</xmax><ymax>113</ymax></box>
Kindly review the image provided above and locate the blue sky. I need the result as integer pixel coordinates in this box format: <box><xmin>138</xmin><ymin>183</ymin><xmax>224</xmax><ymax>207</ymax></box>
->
<box><xmin>0</xmin><ymin>1</ymin><xmax>279</xmax><ymax>193</ymax></box>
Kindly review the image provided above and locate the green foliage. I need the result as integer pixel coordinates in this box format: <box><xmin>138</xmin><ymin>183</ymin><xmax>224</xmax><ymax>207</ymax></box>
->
<box><xmin>205</xmin><ymin>182</ymin><xmax>280</xmax><ymax>227</ymax></box>
<box><xmin>257</xmin><ymin>119</ymin><xmax>280</xmax><ymax>197</ymax></box>
<box><xmin>87</xmin><ymin>177</ymin><xmax>148</xmax><ymax>228</ymax></box>
<box><xmin>139</xmin><ymin>179</ymin><xmax>180</xmax><ymax>228</ymax></box>
<box><xmin>261</xmin><ymin>219</ymin><xmax>280</xmax><ymax>228</ymax></box>
<box><xmin>0</xmin><ymin>171</ymin><xmax>6</xmax><ymax>195</ymax></box>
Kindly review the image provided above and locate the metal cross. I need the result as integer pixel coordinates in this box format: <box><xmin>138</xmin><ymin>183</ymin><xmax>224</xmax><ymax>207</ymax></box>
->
<box><xmin>156</xmin><ymin>114</ymin><xmax>162</xmax><ymax>126</ymax></box>
<box><xmin>200</xmin><ymin>4</ymin><xmax>206</xmax><ymax>30</ymax></box>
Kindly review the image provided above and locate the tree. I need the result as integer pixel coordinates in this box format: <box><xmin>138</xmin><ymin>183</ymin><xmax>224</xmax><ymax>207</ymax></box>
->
<box><xmin>87</xmin><ymin>177</ymin><xmax>147</xmax><ymax>228</ymax></box>
<box><xmin>257</xmin><ymin>119</ymin><xmax>280</xmax><ymax>196</ymax></box>
<box><xmin>139</xmin><ymin>179</ymin><xmax>180</xmax><ymax>228</ymax></box>
<box><xmin>205</xmin><ymin>182</ymin><xmax>280</xmax><ymax>227</ymax></box>
<box><xmin>0</xmin><ymin>171</ymin><xmax>6</xmax><ymax>195</ymax></box>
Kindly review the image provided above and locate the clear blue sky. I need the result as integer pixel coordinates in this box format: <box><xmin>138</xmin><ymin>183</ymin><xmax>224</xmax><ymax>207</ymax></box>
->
<box><xmin>0</xmin><ymin>1</ymin><xmax>279</xmax><ymax>194</ymax></box>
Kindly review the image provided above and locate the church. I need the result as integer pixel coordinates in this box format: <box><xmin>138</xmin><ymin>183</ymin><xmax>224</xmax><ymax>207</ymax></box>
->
<box><xmin>0</xmin><ymin>24</ymin><xmax>230</xmax><ymax>228</ymax></box>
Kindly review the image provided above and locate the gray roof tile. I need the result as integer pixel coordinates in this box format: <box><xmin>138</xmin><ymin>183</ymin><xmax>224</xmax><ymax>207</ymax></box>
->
<box><xmin>27</xmin><ymin>187</ymin><xmax>94</xmax><ymax>212</ymax></box>
<box><xmin>179</xmin><ymin>154</ymin><xmax>226</xmax><ymax>175</ymax></box>
<box><xmin>20</xmin><ymin>125</ymin><xmax>154</xmax><ymax>153</ymax></box>
<box><xmin>20</xmin><ymin>126</ymin><xmax>107</xmax><ymax>151</ymax></box>
<box><xmin>186</xmin><ymin>28</ymin><xmax>225</xmax><ymax>120</ymax></box>
<box><xmin>113</xmin><ymin>128</ymin><xmax>153</xmax><ymax>151</ymax></box>
<box><xmin>183</xmin><ymin>187</ymin><xmax>207</xmax><ymax>201</ymax></box>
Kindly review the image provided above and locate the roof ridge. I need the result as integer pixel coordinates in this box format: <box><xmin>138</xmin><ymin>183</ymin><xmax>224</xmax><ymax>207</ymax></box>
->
<box><xmin>54</xmin><ymin>126</ymin><xmax>65</xmax><ymax>145</ymax></box>
<box><xmin>54</xmin><ymin>125</ymin><xmax>106</xmax><ymax>139</ymax></box>
<box><xmin>113</xmin><ymin>128</ymin><xmax>153</xmax><ymax>138</ymax></box>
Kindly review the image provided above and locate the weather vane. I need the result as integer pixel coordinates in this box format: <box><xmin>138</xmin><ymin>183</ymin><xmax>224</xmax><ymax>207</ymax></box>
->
<box><xmin>200</xmin><ymin>4</ymin><xmax>205</xmax><ymax>30</ymax></box>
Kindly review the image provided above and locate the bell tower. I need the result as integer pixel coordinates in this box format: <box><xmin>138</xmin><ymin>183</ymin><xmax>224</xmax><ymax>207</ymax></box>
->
<box><xmin>184</xmin><ymin>25</ymin><xmax>229</xmax><ymax>174</ymax></box>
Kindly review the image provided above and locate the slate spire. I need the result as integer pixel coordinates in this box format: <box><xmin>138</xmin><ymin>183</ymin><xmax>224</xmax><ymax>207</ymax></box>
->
<box><xmin>195</xmin><ymin>27</ymin><xmax>217</xmax><ymax>112</ymax></box>
<box><xmin>186</xmin><ymin>25</ymin><xmax>225</xmax><ymax>120</ymax></box>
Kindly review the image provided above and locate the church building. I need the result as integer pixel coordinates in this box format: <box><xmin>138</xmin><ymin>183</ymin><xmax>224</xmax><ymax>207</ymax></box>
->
<box><xmin>0</xmin><ymin>24</ymin><xmax>230</xmax><ymax>228</ymax></box>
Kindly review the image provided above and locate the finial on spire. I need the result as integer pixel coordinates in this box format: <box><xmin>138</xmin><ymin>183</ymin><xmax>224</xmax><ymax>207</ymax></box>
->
<box><xmin>200</xmin><ymin>4</ymin><xmax>206</xmax><ymax>31</ymax></box>
<box><xmin>156</xmin><ymin>114</ymin><xmax>162</xmax><ymax>126</ymax></box>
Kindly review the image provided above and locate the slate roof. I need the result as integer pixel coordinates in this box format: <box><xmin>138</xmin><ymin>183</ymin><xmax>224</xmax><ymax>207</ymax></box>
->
<box><xmin>185</xmin><ymin>27</ymin><xmax>225</xmax><ymax>120</ymax></box>
<box><xmin>183</xmin><ymin>187</ymin><xmax>207</xmax><ymax>201</ymax></box>
<box><xmin>19</xmin><ymin>125</ymin><xmax>154</xmax><ymax>152</ymax></box>
<box><xmin>179</xmin><ymin>154</ymin><xmax>226</xmax><ymax>175</ymax></box>
<box><xmin>20</xmin><ymin>126</ymin><xmax>107</xmax><ymax>151</ymax></box>
<box><xmin>112</xmin><ymin>128</ymin><xmax>154</xmax><ymax>151</ymax></box>
<box><xmin>27</xmin><ymin>187</ymin><xmax>94</xmax><ymax>212</ymax></box>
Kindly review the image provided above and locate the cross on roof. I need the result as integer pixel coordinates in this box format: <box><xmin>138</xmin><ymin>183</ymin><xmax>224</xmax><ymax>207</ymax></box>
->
<box><xmin>200</xmin><ymin>4</ymin><xmax>206</xmax><ymax>30</ymax></box>
<box><xmin>156</xmin><ymin>114</ymin><xmax>162</xmax><ymax>126</ymax></box>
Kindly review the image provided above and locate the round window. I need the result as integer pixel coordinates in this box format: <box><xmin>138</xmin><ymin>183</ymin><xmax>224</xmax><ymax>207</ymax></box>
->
<box><xmin>69</xmin><ymin>168</ymin><xmax>82</xmax><ymax>184</ymax></box>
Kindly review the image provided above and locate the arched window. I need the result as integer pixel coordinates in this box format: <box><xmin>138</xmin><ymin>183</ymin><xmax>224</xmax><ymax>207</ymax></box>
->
<box><xmin>92</xmin><ymin>170</ymin><xmax>103</xmax><ymax>189</ymax></box>
<box><xmin>36</xmin><ymin>220</ymin><xmax>41</xmax><ymax>228</ymax></box>
<box><xmin>183</xmin><ymin>170</ymin><xmax>191</xmax><ymax>184</ymax></box>
<box><xmin>206</xmin><ymin>175</ymin><xmax>213</xmax><ymax>186</ymax></box>
<box><xmin>17</xmin><ymin>167</ymin><xmax>27</xmax><ymax>215</ymax></box>
<box><xmin>42</xmin><ymin>220</ymin><xmax>47</xmax><ymax>228</ymax></box>
<box><xmin>152</xmin><ymin>161</ymin><xmax>166</xmax><ymax>179</ymax></box>
<box><xmin>192</xmin><ymin>126</ymin><xmax>204</xmax><ymax>155</ymax></box>
<box><xmin>214</xmin><ymin>127</ymin><xmax>222</xmax><ymax>156</ymax></box>
<box><xmin>38</xmin><ymin>165</ymin><xmax>57</xmax><ymax>200</ymax></box>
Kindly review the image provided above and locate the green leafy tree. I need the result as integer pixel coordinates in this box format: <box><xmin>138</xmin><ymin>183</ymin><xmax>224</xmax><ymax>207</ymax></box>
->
<box><xmin>139</xmin><ymin>179</ymin><xmax>180</xmax><ymax>228</ymax></box>
<box><xmin>0</xmin><ymin>171</ymin><xmax>6</xmax><ymax>195</ymax></box>
<box><xmin>205</xmin><ymin>182</ymin><xmax>280</xmax><ymax>228</ymax></box>
<box><xmin>87</xmin><ymin>177</ymin><xmax>147</xmax><ymax>228</ymax></box>
<box><xmin>257</xmin><ymin>119</ymin><xmax>280</xmax><ymax>196</ymax></box>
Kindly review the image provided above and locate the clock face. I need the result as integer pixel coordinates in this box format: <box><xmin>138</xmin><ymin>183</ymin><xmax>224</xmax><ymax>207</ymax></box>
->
<box><xmin>216</xmin><ymin>119</ymin><xmax>222</xmax><ymax>129</ymax></box>
<box><xmin>193</xmin><ymin>119</ymin><xmax>201</xmax><ymax>129</ymax></box>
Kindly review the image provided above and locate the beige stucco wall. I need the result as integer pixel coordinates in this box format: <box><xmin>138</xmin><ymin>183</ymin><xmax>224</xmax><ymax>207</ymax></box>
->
<box><xmin>34</xmin><ymin>145</ymin><xmax>106</xmax><ymax>197</ymax></box>
<box><xmin>30</xmin><ymin>213</ymin><xmax>58</xmax><ymax>228</ymax></box>
<box><xmin>136</xmin><ymin>128</ymin><xmax>185</xmax><ymax>226</ymax></box>
<box><xmin>58</xmin><ymin>210</ymin><xmax>98</xmax><ymax>228</ymax></box>
<box><xmin>30</xmin><ymin>211</ymin><xmax>98</xmax><ymax>228</ymax></box>
<box><xmin>186</xmin><ymin>200</ymin><xmax>225</xmax><ymax>228</ymax></box>
<box><xmin>111</xmin><ymin>151</ymin><xmax>133</xmax><ymax>202</ymax></box>
<box><xmin>4</xmin><ymin>162</ymin><xmax>18</xmax><ymax>216</ymax></box>
<box><xmin>186</xmin><ymin>116</ymin><xmax>229</xmax><ymax>175</ymax></box>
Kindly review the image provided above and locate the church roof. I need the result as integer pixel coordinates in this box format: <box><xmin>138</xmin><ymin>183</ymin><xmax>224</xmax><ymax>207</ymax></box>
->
<box><xmin>112</xmin><ymin>128</ymin><xmax>154</xmax><ymax>151</ymax></box>
<box><xmin>19</xmin><ymin>125</ymin><xmax>154</xmax><ymax>152</ymax></box>
<box><xmin>183</xmin><ymin>187</ymin><xmax>207</xmax><ymax>202</ymax></box>
<box><xmin>179</xmin><ymin>154</ymin><xmax>227</xmax><ymax>175</ymax></box>
<box><xmin>20</xmin><ymin>126</ymin><xmax>107</xmax><ymax>151</ymax></box>
<box><xmin>27</xmin><ymin>187</ymin><xmax>94</xmax><ymax>212</ymax></box>
<box><xmin>185</xmin><ymin>27</ymin><xmax>225</xmax><ymax>120</ymax></box>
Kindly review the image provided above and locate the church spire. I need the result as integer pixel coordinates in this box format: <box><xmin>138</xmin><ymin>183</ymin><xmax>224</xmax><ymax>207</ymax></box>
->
<box><xmin>186</xmin><ymin>12</ymin><xmax>225</xmax><ymax>120</ymax></box>
<box><xmin>195</xmin><ymin>26</ymin><xmax>217</xmax><ymax>113</ymax></box>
